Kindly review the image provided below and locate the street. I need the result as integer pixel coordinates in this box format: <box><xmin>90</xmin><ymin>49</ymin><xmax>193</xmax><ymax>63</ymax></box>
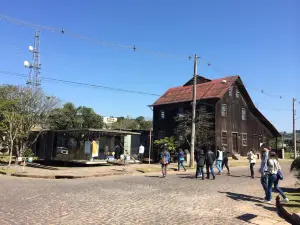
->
<box><xmin>0</xmin><ymin>163</ymin><xmax>295</xmax><ymax>225</ymax></box>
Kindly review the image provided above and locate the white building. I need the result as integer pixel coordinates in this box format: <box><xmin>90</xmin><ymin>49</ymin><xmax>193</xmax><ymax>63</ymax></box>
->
<box><xmin>103</xmin><ymin>117</ymin><xmax>118</xmax><ymax>126</ymax></box>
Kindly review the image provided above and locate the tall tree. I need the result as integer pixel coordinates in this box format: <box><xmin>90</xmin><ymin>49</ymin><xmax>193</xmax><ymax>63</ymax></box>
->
<box><xmin>0</xmin><ymin>85</ymin><xmax>59</xmax><ymax>166</ymax></box>
<box><xmin>174</xmin><ymin>111</ymin><xmax>215</xmax><ymax>149</ymax></box>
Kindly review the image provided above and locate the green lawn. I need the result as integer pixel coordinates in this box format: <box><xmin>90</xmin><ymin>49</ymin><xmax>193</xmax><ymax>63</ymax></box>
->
<box><xmin>281</xmin><ymin>189</ymin><xmax>300</xmax><ymax>214</ymax></box>
<box><xmin>0</xmin><ymin>167</ymin><xmax>16</xmax><ymax>174</ymax></box>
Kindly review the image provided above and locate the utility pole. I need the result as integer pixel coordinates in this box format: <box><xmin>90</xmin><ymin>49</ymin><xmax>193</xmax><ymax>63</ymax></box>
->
<box><xmin>293</xmin><ymin>98</ymin><xmax>297</xmax><ymax>159</ymax></box>
<box><xmin>149</xmin><ymin>128</ymin><xmax>152</xmax><ymax>169</ymax></box>
<box><xmin>190</xmin><ymin>54</ymin><xmax>198</xmax><ymax>168</ymax></box>
<box><xmin>24</xmin><ymin>30</ymin><xmax>41</xmax><ymax>89</ymax></box>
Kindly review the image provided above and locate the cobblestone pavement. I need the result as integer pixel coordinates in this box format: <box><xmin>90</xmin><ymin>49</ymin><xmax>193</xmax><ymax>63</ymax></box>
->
<box><xmin>0</xmin><ymin>164</ymin><xmax>296</xmax><ymax>225</ymax></box>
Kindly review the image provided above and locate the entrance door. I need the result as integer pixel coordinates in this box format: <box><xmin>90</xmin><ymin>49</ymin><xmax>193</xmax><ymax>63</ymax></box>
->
<box><xmin>253</xmin><ymin>135</ymin><xmax>260</xmax><ymax>152</ymax></box>
<box><xmin>232</xmin><ymin>133</ymin><xmax>239</xmax><ymax>154</ymax></box>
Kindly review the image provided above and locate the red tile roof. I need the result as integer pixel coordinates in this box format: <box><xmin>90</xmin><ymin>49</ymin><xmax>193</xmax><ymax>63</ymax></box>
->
<box><xmin>152</xmin><ymin>76</ymin><xmax>239</xmax><ymax>106</ymax></box>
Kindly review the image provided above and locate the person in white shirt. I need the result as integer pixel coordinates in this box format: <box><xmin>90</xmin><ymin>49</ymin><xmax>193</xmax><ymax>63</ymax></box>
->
<box><xmin>216</xmin><ymin>147</ymin><xmax>223</xmax><ymax>175</ymax></box>
<box><xmin>247</xmin><ymin>149</ymin><xmax>257</xmax><ymax>179</ymax></box>
<box><xmin>138</xmin><ymin>144</ymin><xmax>145</xmax><ymax>163</ymax></box>
<box><xmin>266</xmin><ymin>151</ymin><xmax>289</xmax><ymax>203</ymax></box>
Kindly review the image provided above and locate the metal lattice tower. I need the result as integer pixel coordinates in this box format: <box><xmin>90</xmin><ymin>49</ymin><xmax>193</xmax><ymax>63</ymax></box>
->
<box><xmin>25</xmin><ymin>30</ymin><xmax>41</xmax><ymax>88</ymax></box>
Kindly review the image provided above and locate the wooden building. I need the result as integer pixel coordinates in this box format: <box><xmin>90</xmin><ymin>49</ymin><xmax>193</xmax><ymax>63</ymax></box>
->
<box><xmin>150</xmin><ymin>75</ymin><xmax>280</xmax><ymax>156</ymax></box>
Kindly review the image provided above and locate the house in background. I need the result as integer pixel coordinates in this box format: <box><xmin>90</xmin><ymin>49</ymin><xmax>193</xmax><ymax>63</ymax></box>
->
<box><xmin>150</xmin><ymin>75</ymin><xmax>281</xmax><ymax>157</ymax></box>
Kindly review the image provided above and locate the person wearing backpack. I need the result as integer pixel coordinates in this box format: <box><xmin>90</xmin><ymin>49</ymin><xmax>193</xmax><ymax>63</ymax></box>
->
<box><xmin>160</xmin><ymin>149</ymin><xmax>171</xmax><ymax>178</ymax></box>
<box><xmin>177</xmin><ymin>149</ymin><xmax>186</xmax><ymax>172</ymax></box>
<box><xmin>216</xmin><ymin>146</ymin><xmax>223</xmax><ymax>175</ymax></box>
<box><xmin>265</xmin><ymin>151</ymin><xmax>289</xmax><ymax>203</ymax></box>
<box><xmin>206</xmin><ymin>146</ymin><xmax>216</xmax><ymax>180</ymax></box>
<box><xmin>247</xmin><ymin>149</ymin><xmax>257</xmax><ymax>179</ymax></box>
<box><xmin>195</xmin><ymin>147</ymin><xmax>205</xmax><ymax>180</ymax></box>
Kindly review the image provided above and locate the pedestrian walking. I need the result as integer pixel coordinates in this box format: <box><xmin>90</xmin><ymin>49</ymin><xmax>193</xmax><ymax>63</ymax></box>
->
<box><xmin>160</xmin><ymin>149</ymin><xmax>170</xmax><ymax>178</ymax></box>
<box><xmin>265</xmin><ymin>151</ymin><xmax>289</xmax><ymax>203</ymax></box>
<box><xmin>222</xmin><ymin>146</ymin><xmax>230</xmax><ymax>175</ymax></box>
<box><xmin>177</xmin><ymin>149</ymin><xmax>186</xmax><ymax>172</ymax></box>
<box><xmin>216</xmin><ymin>146</ymin><xmax>223</xmax><ymax>175</ymax></box>
<box><xmin>206</xmin><ymin>147</ymin><xmax>216</xmax><ymax>180</ymax></box>
<box><xmin>247</xmin><ymin>149</ymin><xmax>257</xmax><ymax>178</ymax></box>
<box><xmin>259</xmin><ymin>147</ymin><xmax>269</xmax><ymax>200</ymax></box>
<box><xmin>137</xmin><ymin>144</ymin><xmax>145</xmax><ymax>163</ymax></box>
<box><xmin>115</xmin><ymin>144</ymin><xmax>120</xmax><ymax>160</ymax></box>
<box><xmin>195</xmin><ymin>147</ymin><xmax>205</xmax><ymax>180</ymax></box>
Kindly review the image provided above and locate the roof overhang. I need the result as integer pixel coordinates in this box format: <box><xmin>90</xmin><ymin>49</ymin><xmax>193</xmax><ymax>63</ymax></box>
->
<box><xmin>53</xmin><ymin>128</ymin><xmax>141</xmax><ymax>135</ymax></box>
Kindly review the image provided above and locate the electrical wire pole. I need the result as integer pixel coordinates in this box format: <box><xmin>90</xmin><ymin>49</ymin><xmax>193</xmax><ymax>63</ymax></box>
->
<box><xmin>190</xmin><ymin>54</ymin><xmax>198</xmax><ymax>168</ymax></box>
<box><xmin>293</xmin><ymin>98</ymin><xmax>297</xmax><ymax>159</ymax></box>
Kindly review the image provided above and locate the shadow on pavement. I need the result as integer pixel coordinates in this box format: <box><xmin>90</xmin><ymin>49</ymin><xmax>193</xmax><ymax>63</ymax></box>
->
<box><xmin>228</xmin><ymin>174</ymin><xmax>260</xmax><ymax>179</ymax></box>
<box><xmin>219</xmin><ymin>191</ymin><xmax>263</xmax><ymax>203</ymax></box>
<box><xmin>255</xmin><ymin>203</ymin><xmax>277</xmax><ymax>212</ymax></box>
<box><xmin>236</xmin><ymin>213</ymin><xmax>258</xmax><ymax>222</ymax></box>
<box><xmin>179</xmin><ymin>176</ymin><xmax>195</xmax><ymax>179</ymax></box>
<box><xmin>145</xmin><ymin>175</ymin><xmax>161</xmax><ymax>178</ymax></box>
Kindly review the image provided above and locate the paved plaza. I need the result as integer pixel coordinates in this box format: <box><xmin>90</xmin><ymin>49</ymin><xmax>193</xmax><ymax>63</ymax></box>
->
<box><xmin>0</xmin><ymin>164</ymin><xmax>295</xmax><ymax>225</ymax></box>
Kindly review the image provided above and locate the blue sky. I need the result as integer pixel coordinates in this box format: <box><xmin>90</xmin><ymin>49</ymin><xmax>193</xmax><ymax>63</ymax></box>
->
<box><xmin>0</xmin><ymin>0</ymin><xmax>299</xmax><ymax>132</ymax></box>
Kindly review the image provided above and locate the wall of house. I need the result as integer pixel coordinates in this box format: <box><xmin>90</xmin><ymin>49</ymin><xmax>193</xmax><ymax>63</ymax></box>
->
<box><xmin>153</xmin><ymin>99</ymin><xmax>216</xmax><ymax>144</ymax></box>
<box><xmin>215</xmin><ymin>83</ymin><xmax>274</xmax><ymax>156</ymax></box>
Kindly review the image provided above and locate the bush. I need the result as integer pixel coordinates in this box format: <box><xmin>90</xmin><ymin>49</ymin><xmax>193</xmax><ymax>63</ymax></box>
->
<box><xmin>22</xmin><ymin>148</ymin><xmax>35</xmax><ymax>158</ymax></box>
<box><xmin>290</xmin><ymin>157</ymin><xmax>300</xmax><ymax>181</ymax></box>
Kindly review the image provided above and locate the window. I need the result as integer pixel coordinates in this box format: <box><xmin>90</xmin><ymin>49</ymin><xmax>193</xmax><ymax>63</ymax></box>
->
<box><xmin>179</xmin><ymin>135</ymin><xmax>184</xmax><ymax>141</ymax></box>
<box><xmin>199</xmin><ymin>105</ymin><xmax>207</xmax><ymax>113</ymax></box>
<box><xmin>221</xmin><ymin>132</ymin><xmax>227</xmax><ymax>145</ymax></box>
<box><xmin>158</xmin><ymin>131</ymin><xmax>165</xmax><ymax>140</ymax></box>
<box><xmin>242</xmin><ymin>133</ymin><xmax>247</xmax><ymax>146</ymax></box>
<box><xmin>236</xmin><ymin>89</ymin><xmax>240</xmax><ymax>98</ymax></box>
<box><xmin>221</xmin><ymin>104</ymin><xmax>227</xmax><ymax>117</ymax></box>
<box><xmin>178</xmin><ymin>108</ymin><xmax>184</xmax><ymax>116</ymax></box>
<box><xmin>160</xmin><ymin>110</ymin><xmax>165</xmax><ymax>119</ymax></box>
<box><xmin>228</xmin><ymin>86</ymin><xmax>233</xmax><ymax>97</ymax></box>
<box><xmin>241</xmin><ymin>108</ymin><xmax>246</xmax><ymax>120</ymax></box>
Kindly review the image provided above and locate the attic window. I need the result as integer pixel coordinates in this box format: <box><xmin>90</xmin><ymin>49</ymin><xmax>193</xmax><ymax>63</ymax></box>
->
<box><xmin>228</xmin><ymin>86</ymin><xmax>233</xmax><ymax>97</ymax></box>
<box><xmin>221</xmin><ymin>104</ymin><xmax>227</xmax><ymax>117</ymax></box>
<box><xmin>242</xmin><ymin>108</ymin><xmax>246</xmax><ymax>120</ymax></box>
<box><xmin>236</xmin><ymin>89</ymin><xmax>240</xmax><ymax>98</ymax></box>
<box><xmin>160</xmin><ymin>110</ymin><xmax>165</xmax><ymax>119</ymax></box>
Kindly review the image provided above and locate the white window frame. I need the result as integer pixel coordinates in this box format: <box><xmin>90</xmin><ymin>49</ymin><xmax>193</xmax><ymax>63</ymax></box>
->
<box><xmin>160</xmin><ymin>110</ymin><xmax>165</xmax><ymax>119</ymax></box>
<box><xmin>241</xmin><ymin>108</ymin><xmax>246</xmax><ymax>120</ymax></box>
<box><xmin>228</xmin><ymin>86</ymin><xmax>233</xmax><ymax>97</ymax></box>
<box><xmin>221</xmin><ymin>104</ymin><xmax>227</xmax><ymax>117</ymax></box>
<box><xmin>236</xmin><ymin>89</ymin><xmax>240</xmax><ymax>98</ymax></box>
<box><xmin>221</xmin><ymin>131</ymin><xmax>228</xmax><ymax>145</ymax></box>
<box><xmin>241</xmin><ymin>133</ymin><xmax>247</xmax><ymax>146</ymax></box>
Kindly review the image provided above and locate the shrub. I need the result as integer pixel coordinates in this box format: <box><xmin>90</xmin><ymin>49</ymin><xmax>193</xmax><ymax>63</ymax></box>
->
<box><xmin>22</xmin><ymin>148</ymin><xmax>35</xmax><ymax>158</ymax></box>
<box><xmin>290</xmin><ymin>157</ymin><xmax>300</xmax><ymax>181</ymax></box>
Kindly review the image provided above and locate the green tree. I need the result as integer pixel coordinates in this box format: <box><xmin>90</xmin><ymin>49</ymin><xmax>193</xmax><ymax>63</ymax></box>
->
<box><xmin>154</xmin><ymin>136</ymin><xmax>177</xmax><ymax>153</ymax></box>
<box><xmin>0</xmin><ymin>85</ymin><xmax>59</xmax><ymax>166</ymax></box>
<box><xmin>49</xmin><ymin>103</ymin><xmax>103</xmax><ymax>130</ymax></box>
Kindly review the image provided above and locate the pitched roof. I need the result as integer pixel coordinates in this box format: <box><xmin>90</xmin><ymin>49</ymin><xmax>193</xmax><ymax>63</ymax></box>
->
<box><xmin>152</xmin><ymin>76</ymin><xmax>238</xmax><ymax>106</ymax></box>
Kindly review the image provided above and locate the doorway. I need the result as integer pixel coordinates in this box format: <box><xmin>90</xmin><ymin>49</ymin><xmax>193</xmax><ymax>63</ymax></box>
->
<box><xmin>232</xmin><ymin>133</ymin><xmax>239</xmax><ymax>154</ymax></box>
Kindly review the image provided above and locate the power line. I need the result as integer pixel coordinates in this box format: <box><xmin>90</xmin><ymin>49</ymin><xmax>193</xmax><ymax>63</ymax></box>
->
<box><xmin>0</xmin><ymin>70</ymin><xmax>161</xmax><ymax>96</ymax></box>
<box><xmin>0</xmin><ymin>13</ymin><xmax>295</xmax><ymax>100</ymax></box>
<box><xmin>0</xmin><ymin>14</ymin><xmax>190</xmax><ymax>60</ymax></box>
<box><xmin>0</xmin><ymin>70</ymin><xmax>293</xmax><ymax>113</ymax></box>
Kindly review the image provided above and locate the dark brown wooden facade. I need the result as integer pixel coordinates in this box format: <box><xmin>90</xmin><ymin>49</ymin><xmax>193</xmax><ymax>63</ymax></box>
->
<box><xmin>151</xmin><ymin>76</ymin><xmax>280</xmax><ymax>156</ymax></box>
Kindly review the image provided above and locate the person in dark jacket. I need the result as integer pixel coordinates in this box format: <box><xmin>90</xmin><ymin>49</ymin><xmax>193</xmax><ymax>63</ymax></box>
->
<box><xmin>206</xmin><ymin>147</ymin><xmax>216</xmax><ymax>180</ymax></box>
<box><xmin>195</xmin><ymin>147</ymin><xmax>205</xmax><ymax>180</ymax></box>
<box><xmin>177</xmin><ymin>149</ymin><xmax>186</xmax><ymax>172</ymax></box>
<box><xmin>222</xmin><ymin>146</ymin><xmax>230</xmax><ymax>175</ymax></box>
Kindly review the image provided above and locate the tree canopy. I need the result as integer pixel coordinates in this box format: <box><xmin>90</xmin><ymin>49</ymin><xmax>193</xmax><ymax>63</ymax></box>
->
<box><xmin>110</xmin><ymin>116</ymin><xmax>152</xmax><ymax>130</ymax></box>
<box><xmin>48</xmin><ymin>102</ymin><xmax>104</xmax><ymax>130</ymax></box>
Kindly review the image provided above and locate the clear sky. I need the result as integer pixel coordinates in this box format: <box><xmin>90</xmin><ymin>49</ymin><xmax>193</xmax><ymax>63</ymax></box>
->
<box><xmin>0</xmin><ymin>0</ymin><xmax>299</xmax><ymax>132</ymax></box>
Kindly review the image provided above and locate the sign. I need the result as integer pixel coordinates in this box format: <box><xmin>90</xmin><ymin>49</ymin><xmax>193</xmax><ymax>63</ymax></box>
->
<box><xmin>91</xmin><ymin>141</ymin><xmax>99</xmax><ymax>157</ymax></box>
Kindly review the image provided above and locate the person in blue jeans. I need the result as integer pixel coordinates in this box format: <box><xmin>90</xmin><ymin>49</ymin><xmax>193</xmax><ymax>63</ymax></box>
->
<box><xmin>177</xmin><ymin>149</ymin><xmax>186</xmax><ymax>172</ymax></box>
<box><xmin>160</xmin><ymin>149</ymin><xmax>171</xmax><ymax>178</ymax></box>
<box><xmin>216</xmin><ymin>147</ymin><xmax>223</xmax><ymax>175</ymax></box>
<box><xmin>206</xmin><ymin>147</ymin><xmax>216</xmax><ymax>180</ymax></box>
<box><xmin>266</xmin><ymin>151</ymin><xmax>289</xmax><ymax>203</ymax></box>
<box><xmin>195</xmin><ymin>147</ymin><xmax>205</xmax><ymax>180</ymax></box>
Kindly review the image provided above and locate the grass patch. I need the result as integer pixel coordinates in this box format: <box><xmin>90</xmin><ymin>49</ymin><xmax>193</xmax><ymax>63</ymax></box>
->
<box><xmin>0</xmin><ymin>167</ymin><xmax>17</xmax><ymax>174</ymax></box>
<box><xmin>282</xmin><ymin>189</ymin><xmax>300</xmax><ymax>214</ymax></box>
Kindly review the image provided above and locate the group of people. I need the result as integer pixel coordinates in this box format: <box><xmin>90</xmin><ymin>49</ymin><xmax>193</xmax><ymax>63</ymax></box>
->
<box><xmin>159</xmin><ymin>145</ymin><xmax>289</xmax><ymax>203</ymax></box>
<box><xmin>159</xmin><ymin>145</ymin><xmax>230</xmax><ymax>179</ymax></box>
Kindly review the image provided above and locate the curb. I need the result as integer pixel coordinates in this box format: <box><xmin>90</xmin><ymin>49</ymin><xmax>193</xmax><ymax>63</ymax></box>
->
<box><xmin>0</xmin><ymin>171</ymin><xmax>133</xmax><ymax>179</ymax></box>
<box><xmin>276</xmin><ymin>195</ymin><xmax>300</xmax><ymax>224</ymax></box>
